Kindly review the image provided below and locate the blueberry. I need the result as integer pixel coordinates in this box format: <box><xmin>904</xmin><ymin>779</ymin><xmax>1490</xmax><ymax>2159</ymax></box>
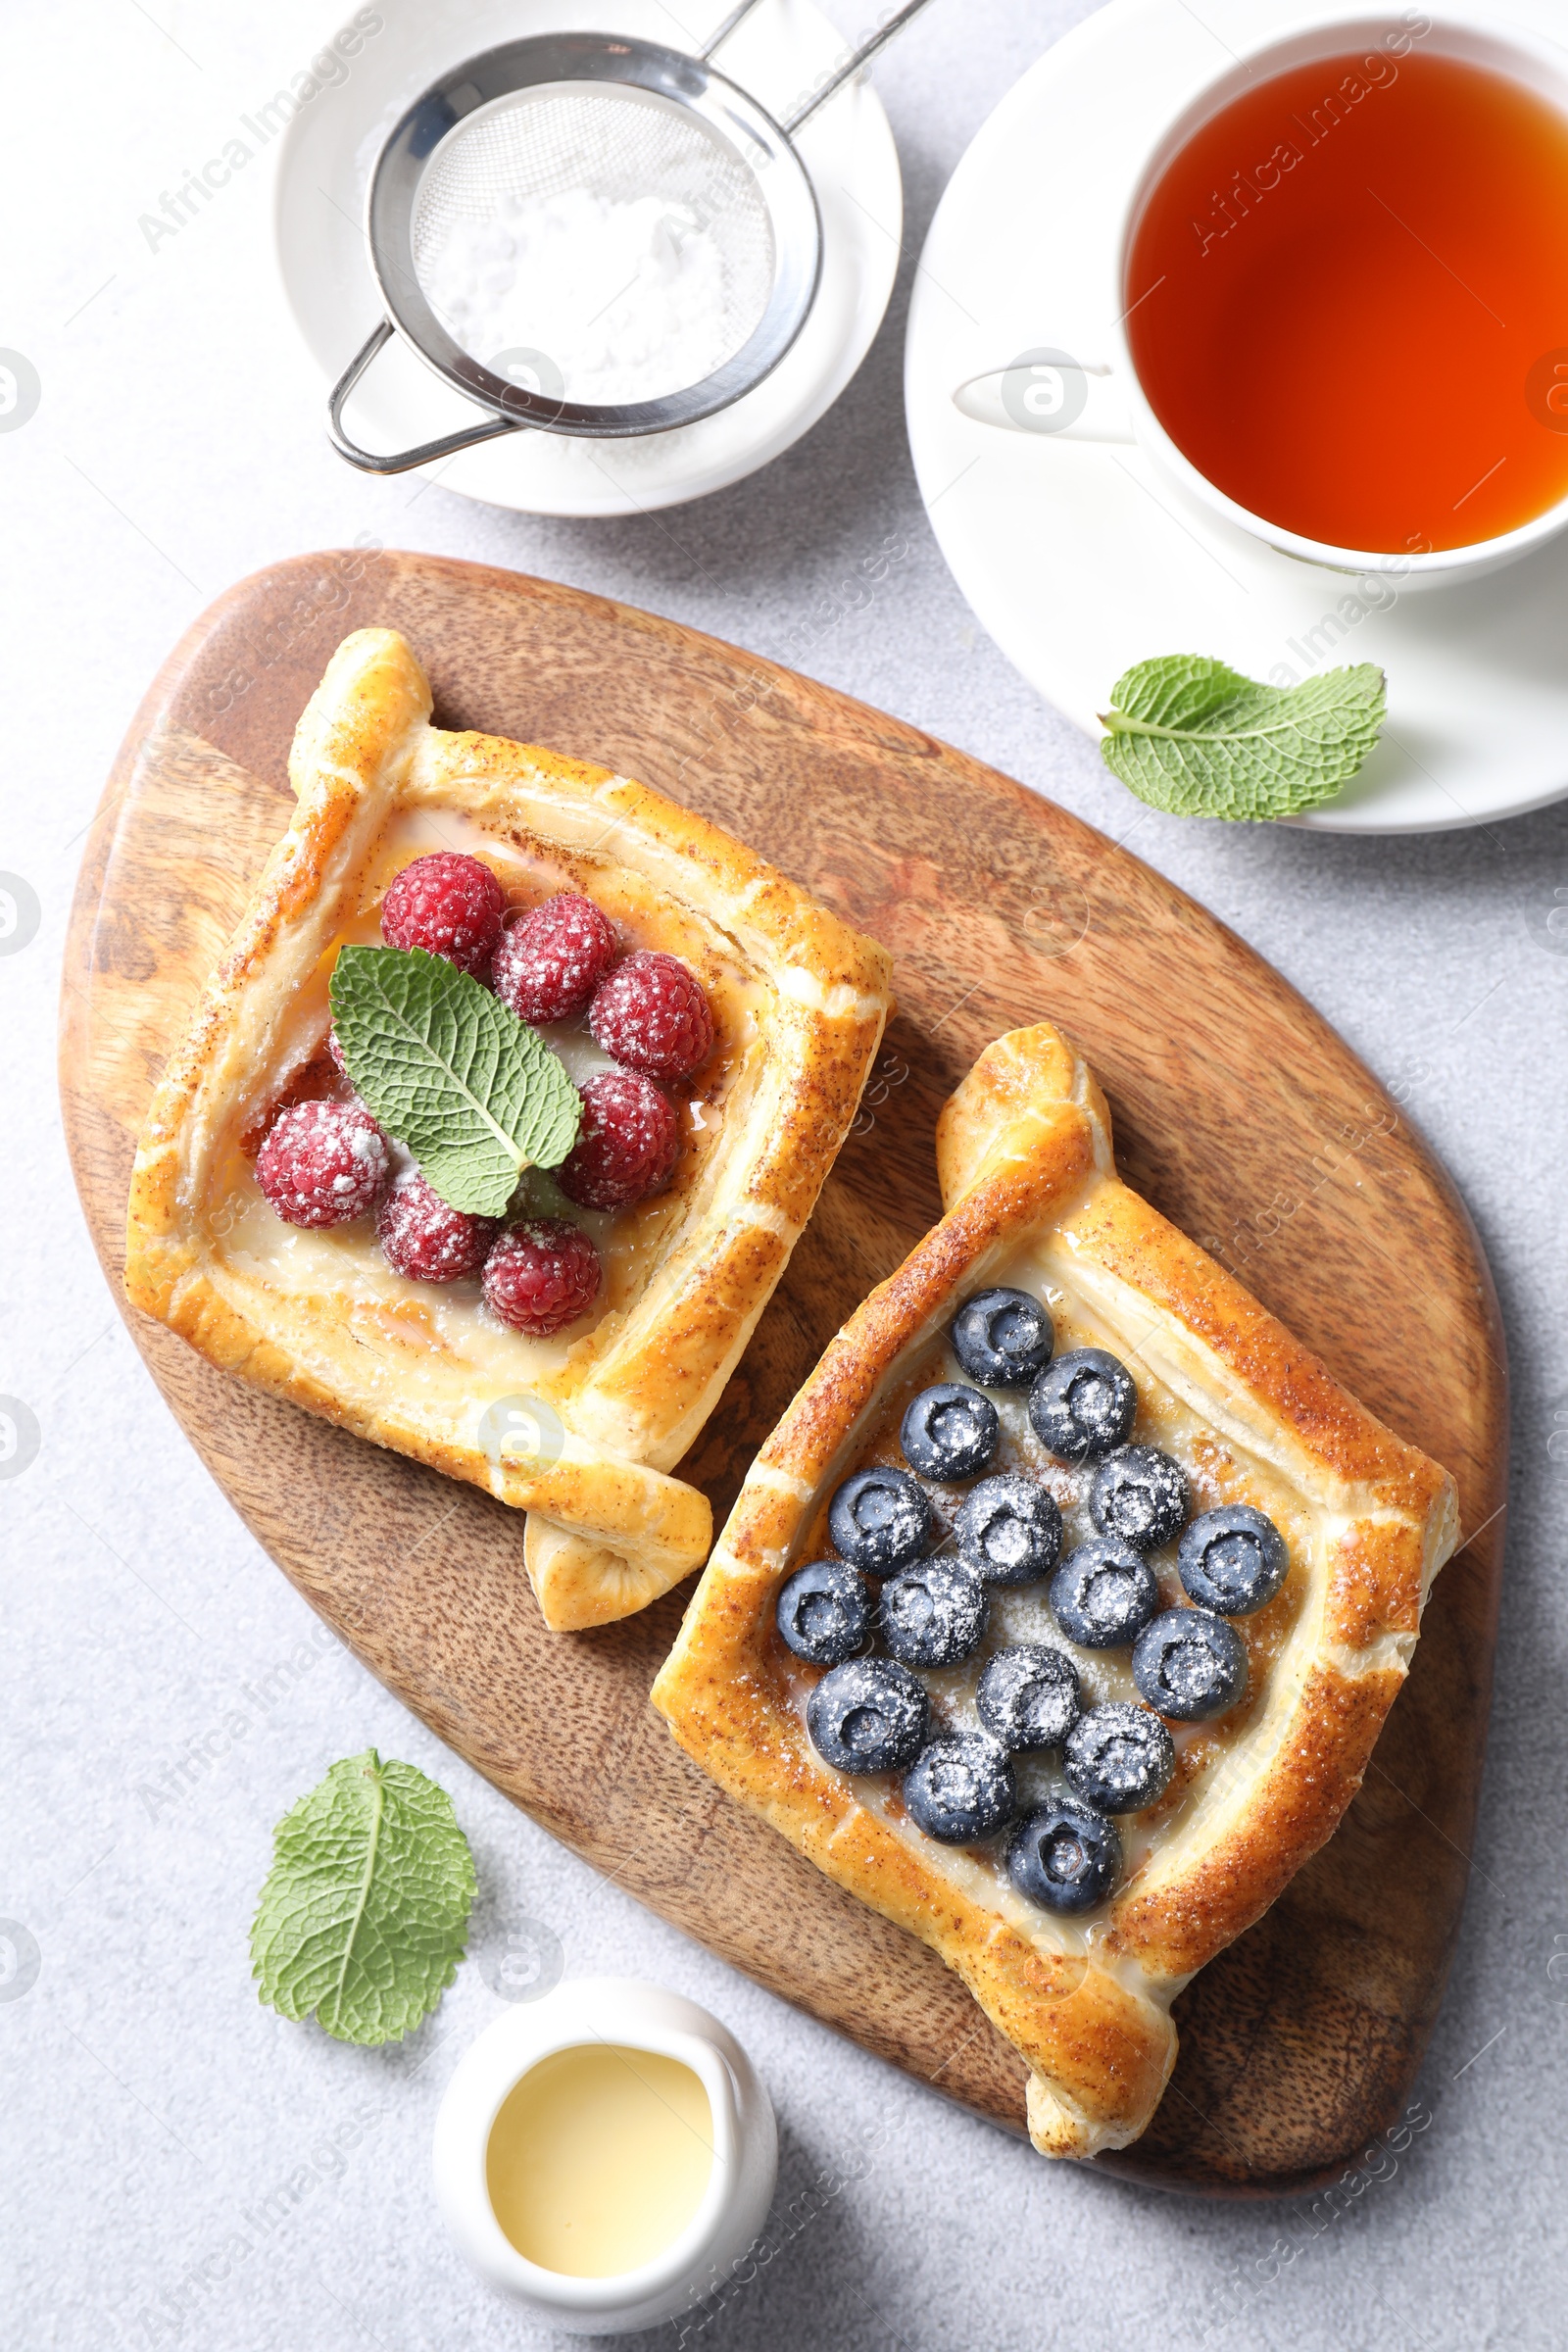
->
<box><xmin>775</xmin><ymin>1559</ymin><xmax>872</xmax><ymax>1666</ymax></box>
<box><xmin>903</xmin><ymin>1734</ymin><xmax>1015</xmax><ymax>1843</ymax></box>
<box><xmin>900</xmin><ymin>1383</ymin><xmax>1000</xmax><ymax>1481</ymax></box>
<box><xmin>806</xmin><ymin>1657</ymin><xmax>929</xmax><ymax>1776</ymax></box>
<box><xmin>1007</xmin><ymin>1800</ymin><xmax>1123</xmax><ymax>1913</ymax></box>
<box><xmin>1049</xmin><ymin>1539</ymin><xmax>1159</xmax><ymax>1649</ymax></box>
<box><xmin>1063</xmin><ymin>1701</ymin><xmax>1175</xmax><ymax>1812</ymax></box>
<box><xmin>1178</xmin><ymin>1504</ymin><xmax>1289</xmax><ymax>1615</ymax></box>
<box><xmin>951</xmin><ymin>1286</ymin><xmax>1054</xmax><ymax>1389</ymax></box>
<box><xmin>976</xmin><ymin>1644</ymin><xmax>1081</xmax><ymax>1751</ymax></box>
<box><xmin>1088</xmin><ymin>1446</ymin><xmax>1190</xmax><ymax>1550</ymax></box>
<box><xmin>828</xmin><ymin>1465</ymin><xmax>934</xmax><ymax>1575</ymax></box>
<box><xmin>1027</xmin><ymin>1348</ymin><xmax>1138</xmax><ymax>1462</ymax></box>
<box><xmin>879</xmin><ymin>1556</ymin><xmax>989</xmax><ymax>1668</ymax></box>
<box><xmin>1132</xmin><ymin>1607</ymin><xmax>1248</xmax><ymax>1721</ymax></box>
<box><xmin>954</xmin><ymin>1473</ymin><xmax>1062</xmax><ymax>1586</ymax></box>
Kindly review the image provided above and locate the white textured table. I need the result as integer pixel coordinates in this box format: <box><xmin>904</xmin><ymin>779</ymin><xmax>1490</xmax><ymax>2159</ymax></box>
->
<box><xmin>4</xmin><ymin>2</ymin><xmax>1563</xmax><ymax>2345</ymax></box>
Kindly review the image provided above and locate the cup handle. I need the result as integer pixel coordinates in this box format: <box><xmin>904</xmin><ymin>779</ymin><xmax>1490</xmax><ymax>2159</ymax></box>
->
<box><xmin>952</xmin><ymin>353</ymin><xmax>1134</xmax><ymax>443</ymax></box>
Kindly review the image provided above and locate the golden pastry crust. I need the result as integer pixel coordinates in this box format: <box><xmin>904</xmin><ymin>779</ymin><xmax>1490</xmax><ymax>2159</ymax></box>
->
<box><xmin>652</xmin><ymin>1023</ymin><xmax>1458</xmax><ymax>2155</ymax></box>
<box><xmin>124</xmin><ymin>627</ymin><xmax>892</xmax><ymax>1629</ymax></box>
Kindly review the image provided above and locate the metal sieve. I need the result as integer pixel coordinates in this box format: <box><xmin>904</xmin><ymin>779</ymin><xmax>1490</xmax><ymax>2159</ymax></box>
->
<box><xmin>328</xmin><ymin>0</ymin><xmax>937</xmax><ymax>471</ymax></box>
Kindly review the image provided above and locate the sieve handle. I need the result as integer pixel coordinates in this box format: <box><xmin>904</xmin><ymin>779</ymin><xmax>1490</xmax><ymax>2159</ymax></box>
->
<box><xmin>782</xmin><ymin>0</ymin><xmax>941</xmax><ymax>133</ymax></box>
<box><xmin>699</xmin><ymin>0</ymin><xmax>769</xmax><ymax>58</ymax></box>
<box><xmin>326</xmin><ymin>320</ymin><xmax>529</xmax><ymax>476</ymax></box>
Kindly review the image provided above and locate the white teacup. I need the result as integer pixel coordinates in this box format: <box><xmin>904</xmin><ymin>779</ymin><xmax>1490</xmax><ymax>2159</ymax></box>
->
<box><xmin>953</xmin><ymin>7</ymin><xmax>1568</xmax><ymax>590</ymax></box>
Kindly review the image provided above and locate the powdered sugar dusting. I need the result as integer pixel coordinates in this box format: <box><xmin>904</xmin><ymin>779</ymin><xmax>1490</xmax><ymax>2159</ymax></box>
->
<box><xmin>420</xmin><ymin>189</ymin><xmax>735</xmax><ymax>406</ymax></box>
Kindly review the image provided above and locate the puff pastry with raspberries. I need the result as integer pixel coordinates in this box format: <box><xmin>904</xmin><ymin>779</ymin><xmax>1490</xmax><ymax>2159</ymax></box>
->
<box><xmin>124</xmin><ymin>626</ymin><xmax>892</xmax><ymax>1631</ymax></box>
<box><xmin>653</xmin><ymin>1023</ymin><xmax>1458</xmax><ymax>2156</ymax></box>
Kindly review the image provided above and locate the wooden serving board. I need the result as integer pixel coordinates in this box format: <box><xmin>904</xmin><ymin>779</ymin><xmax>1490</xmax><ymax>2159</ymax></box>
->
<box><xmin>61</xmin><ymin>551</ymin><xmax>1506</xmax><ymax>2197</ymax></box>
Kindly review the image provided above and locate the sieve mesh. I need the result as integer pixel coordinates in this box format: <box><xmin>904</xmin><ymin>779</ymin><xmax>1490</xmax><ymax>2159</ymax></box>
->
<box><xmin>410</xmin><ymin>85</ymin><xmax>776</xmax><ymax>403</ymax></box>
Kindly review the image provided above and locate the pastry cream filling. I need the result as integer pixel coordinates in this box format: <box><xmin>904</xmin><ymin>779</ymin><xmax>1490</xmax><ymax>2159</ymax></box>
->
<box><xmin>781</xmin><ymin>1240</ymin><xmax>1325</xmax><ymax>1971</ymax></box>
<box><xmin>198</xmin><ymin>804</ymin><xmax>770</xmax><ymax>1451</ymax></box>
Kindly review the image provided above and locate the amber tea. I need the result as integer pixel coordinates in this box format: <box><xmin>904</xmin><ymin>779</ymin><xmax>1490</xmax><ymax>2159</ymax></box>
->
<box><xmin>1125</xmin><ymin>46</ymin><xmax>1568</xmax><ymax>552</ymax></box>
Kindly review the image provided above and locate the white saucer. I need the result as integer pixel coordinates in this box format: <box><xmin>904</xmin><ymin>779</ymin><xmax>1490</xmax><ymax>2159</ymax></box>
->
<box><xmin>273</xmin><ymin>0</ymin><xmax>902</xmax><ymax>516</ymax></box>
<box><xmin>904</xmin><ymin>0</ymin><xmax>1568</xmax><ymax>833</ymax></box>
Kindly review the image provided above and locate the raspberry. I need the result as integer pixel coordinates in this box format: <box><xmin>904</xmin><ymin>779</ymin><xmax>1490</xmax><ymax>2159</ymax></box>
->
<box><xmin>492</xmin><ymin>892</ymin><xmax>619</xmax><ymax>1026</ymax></box>
<box><xmin>589</xmin><ymin>951</ymin><xmax>714</xmax><ymax>1081</ymax></box>
<box><xmin>558</xmin><ymin>1070</ymin><xmax>681</xmax><ymax>1210</ymax></box>
<box><xmin>482</xmin><ymin>1219</ymin><xmax>602</xmax><ymax>1337</ymax></box>
<box><xmin>380</xmin><ymin>853</ymin><xmax>505</xmax><ymax>978</ymax></box>
<box><xmin>325</xmin><ymin>1022</ymin><xmax>347</xmax><ymax>1075</ymax></box>
<box><xmin>256</xmin><ymin>1100</ymin><xmax>389</xmax><ymax>1229</ymax></box>
<box><xmin>377</xmin><ymin>1172</ymin><xmax>498</xmax><ymax>1283</ymax></box>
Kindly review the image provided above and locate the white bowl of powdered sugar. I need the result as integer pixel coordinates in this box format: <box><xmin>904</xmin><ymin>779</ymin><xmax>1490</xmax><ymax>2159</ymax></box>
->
<box><xmin>272</xmin><ymin>0</ymin><xmax>903</xmax><ymax>514</ymax></box>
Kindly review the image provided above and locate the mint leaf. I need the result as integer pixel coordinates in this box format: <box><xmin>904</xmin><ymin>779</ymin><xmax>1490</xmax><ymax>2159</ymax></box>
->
<box><xmin>1100</xmin><ymin>656</ymin><xmax>1386</xmax><ymax>819</ymax></box>
<box><xmin>329</xmin><ymin>946</ymin><xmax>580</xmax><ymax>1216</ymax></box>
<box><xmin>250</xmin><ymin>1749</ymin><xmax>476</xmax><ymax>2046</ymax></box>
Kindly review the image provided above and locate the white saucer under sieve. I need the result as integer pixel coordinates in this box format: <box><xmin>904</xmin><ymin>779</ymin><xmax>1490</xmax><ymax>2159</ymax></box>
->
<box><xmin>328</xmin><ymin>0</ymin><xmax>938</xmax><ymax>471</ymax></box>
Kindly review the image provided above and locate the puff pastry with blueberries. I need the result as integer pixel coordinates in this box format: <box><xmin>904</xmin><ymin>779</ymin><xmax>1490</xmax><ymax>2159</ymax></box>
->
<box><xmin>652</xmin><ymin>1023</ymin><xmax>1459</xmax><ymax>2156</ymax></box>
<box><xmin>124</xmin><ymin>627</ymin><xmax>892</xmax><ymax>1631</ymax></box>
